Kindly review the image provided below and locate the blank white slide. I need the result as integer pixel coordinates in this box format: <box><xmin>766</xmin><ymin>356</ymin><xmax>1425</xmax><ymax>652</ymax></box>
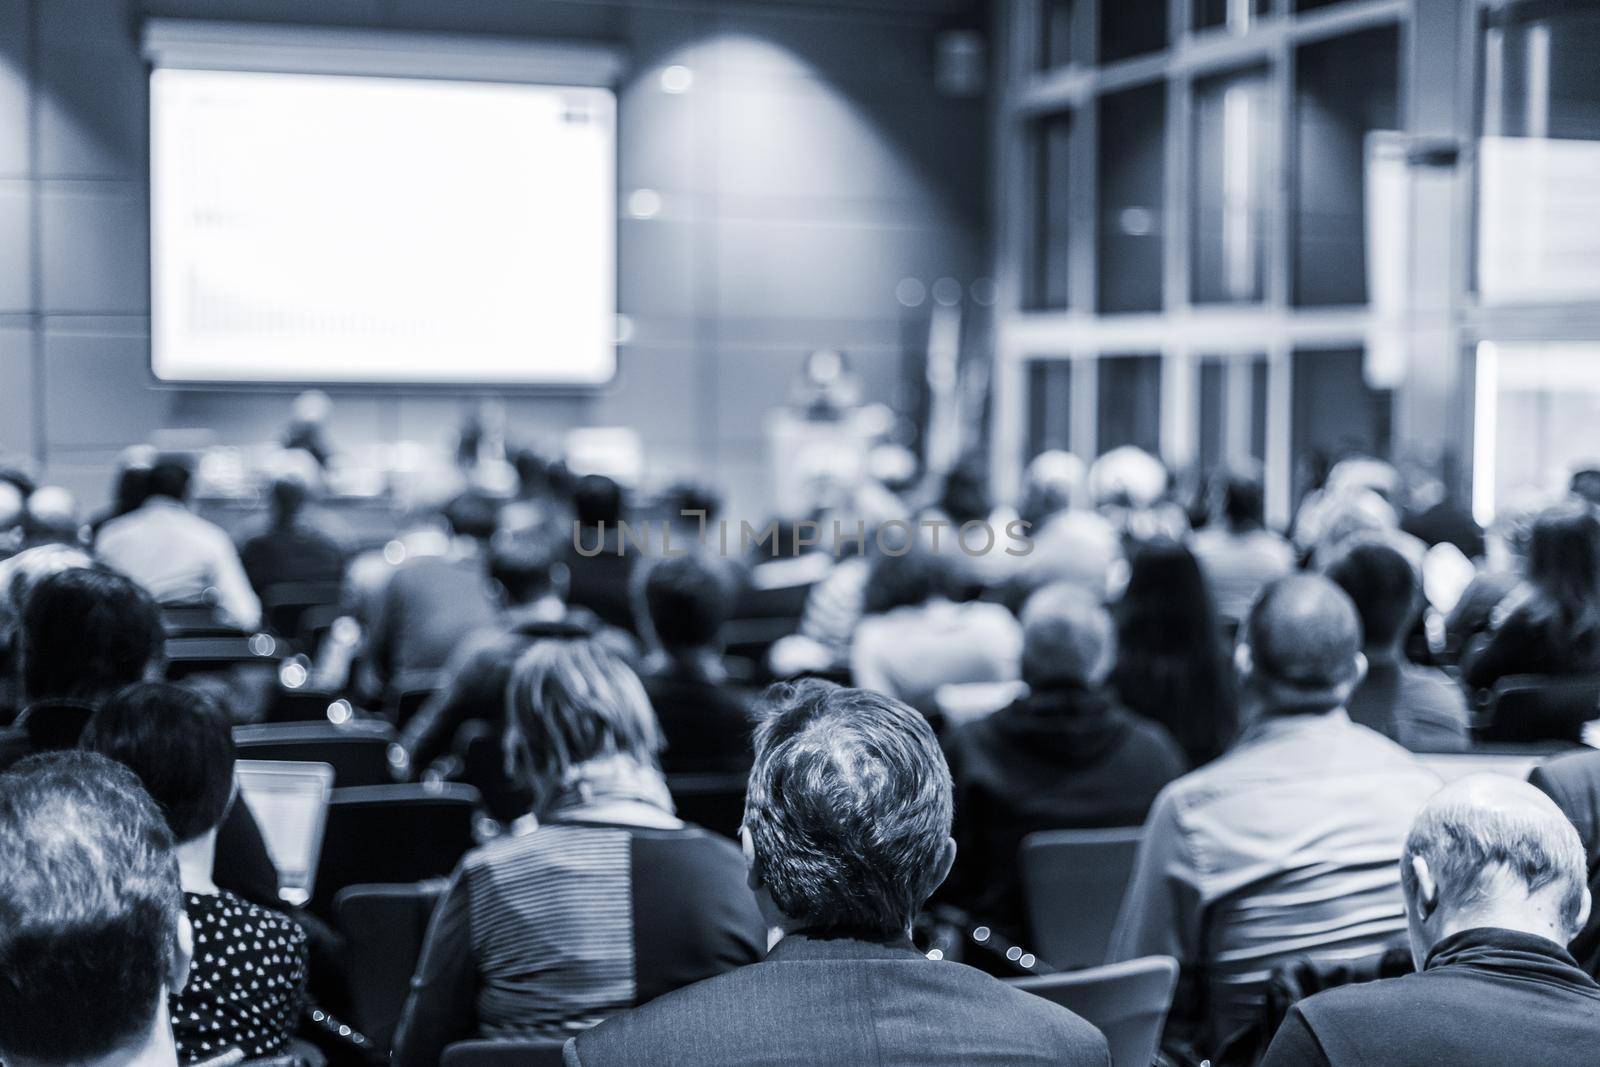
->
<box><xmin>151</xmin><ymin>68</ymin><xmax>616</xmax><ymax>384</ymax></box>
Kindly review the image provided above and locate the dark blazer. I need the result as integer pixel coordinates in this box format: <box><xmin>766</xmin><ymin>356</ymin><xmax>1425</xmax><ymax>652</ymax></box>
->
<box><xmin>563</xmin><ymin>932</ymin><xmax>1110</xmax><ymax>1067</ymax></box>
<box><xmin>1530</xmin><ymin>749</ymin><xmax>1600</xmax><ymax>975</ymax></box>
<box><xmin>1259</xmin><ymin>928</ymin><xmax>1600</xmax><ymax>1067</ymax></box>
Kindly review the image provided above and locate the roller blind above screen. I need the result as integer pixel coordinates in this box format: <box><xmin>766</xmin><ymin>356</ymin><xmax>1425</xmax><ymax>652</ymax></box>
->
<box><xmin>142</xmin><ymin>21</ymin><xmax>624</xmax><ymax>385</ymax></box>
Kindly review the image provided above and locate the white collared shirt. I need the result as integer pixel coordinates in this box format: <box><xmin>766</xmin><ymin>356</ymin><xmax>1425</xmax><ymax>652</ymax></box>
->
<box><xmin>97</xmin><ymin>498</ymin><xmax>262</xmax><ymax>629</ymax></box>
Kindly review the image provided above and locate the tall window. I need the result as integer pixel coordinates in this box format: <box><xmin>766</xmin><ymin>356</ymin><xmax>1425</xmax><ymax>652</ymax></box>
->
<box><xmin>1028</xmin><ymin>114</ymin><xmax>1073</xmax><ymax>309</ymax></box>
<box><xmin>1097</xmin><ymin>354</ymin><xmax>1162</xmax><ymax>454</ymax></box>
<box><xmin>1192</xmin><ymin>66</ymin><xmax>1271</xmax><ymax>304</ymax></box>
<box><xmin>1098</xmin><ymin>83</ymin><xmax>1167</xmax><ymax>313</ymax></box>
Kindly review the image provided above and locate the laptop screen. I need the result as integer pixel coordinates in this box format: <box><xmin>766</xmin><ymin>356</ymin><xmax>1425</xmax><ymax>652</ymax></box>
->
<box><xmin>235</xmin><ymin>759</ymin><xmax>335</xmax><ymax>907</ymax></box>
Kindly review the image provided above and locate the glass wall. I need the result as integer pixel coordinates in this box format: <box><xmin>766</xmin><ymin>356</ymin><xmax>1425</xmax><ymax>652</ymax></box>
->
<box><xmin>1027</xmin><ymin>359</ymin><xmax>1074</xmax><ymax>457</ymax></box>
<box><xmin>1097</xmin><ymin>83</ymin><xmax>1166</xmax><ymax>313</ymax></box>
<box><xmin>1097</xmin><ymin>354</ymin><xmax>1163</xmax><ymax>454</ymax></box>
<box><xmin>1477</xmin><ymin>3</ymin><xmax>1600</xmax><ymax>304</ymax></box>
<box><xmin>1475</xmin><ymin>341</ymin><xmax>1600</xmax><ymax>521</ymax></box>
<box><xmin>1292</xmin><ymin>25</ymin><xmax>1401</xmax><ymax>307</ymax></box>
<box><xmin>1027</xmin><ymin>115</ymin><xmax>1073</xmax><ymax>309</ymax></box>
<box><xmin>1192</xmin><ymin>65</ymin><xmax>1271</xmax><ymax>304</ymax></box>
<box><xmin>1194</xmin><ymin>0</ymin><xmax>1270</xmax><ymax>34</ymax></box>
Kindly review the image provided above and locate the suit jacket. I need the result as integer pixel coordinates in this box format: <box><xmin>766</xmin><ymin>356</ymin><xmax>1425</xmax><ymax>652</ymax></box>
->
<box><xmin>562</xmin><ymin>931</ymin><xmax>1110</xmax><ymax>1067</ymax></box>
<box><xmin>1259</xmin><ymin>928</ymin><xmax>1600</xmax><ymax>1067</ymax></box>
<box><xmin>1529</xmin><ymin>749</ymin><xmax>1600</xmax><ymax>975</ymax></box>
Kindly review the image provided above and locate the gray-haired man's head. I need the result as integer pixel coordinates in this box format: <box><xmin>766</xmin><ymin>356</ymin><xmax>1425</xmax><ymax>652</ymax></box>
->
<box><xmin>1238</xmin><ymin>574</ymin><xmax>1366</xmax><ymax>716</ymax></box>
<box><xmin>741</xmin><ymin>681</ymin><xmax>955</xmax><ymax>942</ymax></box>
<box><xmin>1020</xmin><ymin>583</ymin><xmax>1115</xmax><ymax>689</ymax></box>
<box><xmin>1400</xmin><ymin>775</ymin><xmax>1590</xmax><ymax>969</ymax></box>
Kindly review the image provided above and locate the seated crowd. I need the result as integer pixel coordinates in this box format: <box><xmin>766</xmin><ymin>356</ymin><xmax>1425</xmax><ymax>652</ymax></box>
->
<box><xmin>1</xmin><ymin>445</ymin><xmax>1599</xmax><ymax>1067</ymax></box>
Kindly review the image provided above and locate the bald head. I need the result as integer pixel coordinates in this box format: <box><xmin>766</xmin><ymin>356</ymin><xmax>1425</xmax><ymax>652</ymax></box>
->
<box><xmin>1402</xmin><ymin>775</ymin><xmax>1589</xmax><ymax>962</ymax></box>
<box><xmin>1241</xmin><ymin>574</ymin><xmax>1364</xmax><ymax>713</ymax></box>
<box><xmin>1020</xmin><ymin>583</ymin><xmax>1115</xmax><ymax>689</ymax></box>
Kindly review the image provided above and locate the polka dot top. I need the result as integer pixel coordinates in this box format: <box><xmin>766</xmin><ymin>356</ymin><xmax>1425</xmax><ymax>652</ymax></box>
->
<box><xmin>171</xmin><ymin>890</ymin><xmax>309</xmax><ymax>1065</ymax></box>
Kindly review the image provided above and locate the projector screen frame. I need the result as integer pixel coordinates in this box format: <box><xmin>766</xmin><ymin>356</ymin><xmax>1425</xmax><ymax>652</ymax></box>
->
<box><xmin>141</xmin><ymin>20</ymin><xmax>627</xmax><ymax>391</ymax></box>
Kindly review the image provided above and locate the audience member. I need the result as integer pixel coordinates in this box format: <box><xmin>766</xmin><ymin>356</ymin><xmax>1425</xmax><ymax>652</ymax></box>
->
<box><xmin>1461</xmin><ymin>503</ymin><xmax>1600</xmax><ymax>693</ymax></box>
<box><xmin>96</xmin><ymin>458</ymin><xmax>262</xmax><ymax>630</ymax></box>
<box><xmin>0</xmin><ymin>543</ymin><xmax>92</xmax><ymax>720</ymax></box>
<box><xmin>399</xmin><ymin>523</ymin><xmax>631</xmax><ymax>774</ymax></box>
<box><xmin>1571</xmin><ymin>466</ymin><xmax>1600</xmax><ymax>511</ymax></box>
<box><xmin>1398</xmin><ymin>453</ymin><xmax>1484</xmax><ymax>559</ymax></box>
<box><xmin>87</xmin><ymin>445</ymin><xmax>156</xmax><ymax>540</ymax></box>
<box><xmin>1008</xmin><ymin>451</ymin><xmax>1123</xmax><ymax>603</ymax></box>
<box><xmin>1110</xmin><ymin>539</ymin><xmax>1238</xmax><ymax>768</ymax></box>
<box><xmin>1446</xmin><ymin>499</ymin><xmax>1538</xmax><ymax>654</ymax></box>
<box><xmin>0</xmin><ymin>567</ymin><xmax>281</xmax><ymax>908</ymax></box>
<box><xmin>637</xmin><ymin>553</ymin><xmax>754</xmax><ymax>775</ymax></box>
<box><xmin>1109</xmin><ymin>575</ymin><xmax>1440</xmax><ymax>1042</ymax></box>
<box><xmin>1089</xmin><ymin>445</ymin><xmax>1189</xmax><ymax>545</ymax></box>
<box><xmin>1190</xmin><ymin>472</ymin><xmax>1295</xmax><ymax>622</ymax></box>
<box><xmin>945</xmin><ymin>583</ymin><xmax>1185</xmax><ymax>934</ymax></box>
<box><xmin>564</xmin><ymin>681</ymin><xmax>1111</xmax><ymax>1067</ymax></box>
<box><xmin>364</xmin><ymin>492</ymin><xmax>500</xmax><ymax>700</ymax></box>
<box><xmin>1324</xmin><ymin>541</ymin><xmax>1470</xmax><ymax>751</ymax></box>
<box><xmin>237</xmin><ymin>459</ymin><xmax>348</xmax><ymax>602</ymax></box>
<box><xmin>1261</xmin><ymin>776</ymin><xmax>1599</xmax><ymax>1066</ymax></box>
<box><xmin>850</xmin><ymin>542</ymin><xmax>1022</xmax><ymax>715</ymax></box>
<box><xmin>82</xmin><ymin>684</ymin><xmax>309</xmax><ymax>1064</ymax></box>
<box><xmin>1529</xmin><ymin>748</ymin><xmax>1600</xmax><ymax>976</ymax></box>
<box><xmin>565</xmin><ymin>474</ymin><xmax>640</xmax><ymax>633</ymax></box>
<box><xmin>394</xmin><ymin>639</ymin><xmax>762</xmax><ymax>1064</ymax></box>
<box><xmin>0</xmin><ymin>480</ymin><xmax>23</xmax><ymax>560</ymax></box>
<box><xmin>19</xmin><ymin>486</ymin><xmax>79</xmax><ymax>549</ymax></box>
<box><xmin>0</xmin><ymin>751</ymin><xmax>190</xmax><ymax>1067</ymax></box>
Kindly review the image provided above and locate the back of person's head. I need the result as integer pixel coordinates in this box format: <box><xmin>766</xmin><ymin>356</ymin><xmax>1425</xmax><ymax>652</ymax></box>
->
<box><xmin>489</xmin><ymin>522</ymin><xmax>567</xmax><ymax>605</ymax></box>
<box><xmin>1324</xmin><ymin>540</ymin><xmax>1420</xmax><ymax>652</ymax></box>
<box><xmin>1402</xmin><ymin>775</ymin><xmax>1590</xmax><ymax>964</ymax></box>
<box><xmin>1020</xmin><ymin>583</ymin><xmax>1115</xmax><ymax>689</ymax></box>
<box><xmin>1089</xmin><ymin>446</ymin><xmax>1169</xmax><ymax>510</ymax></box>
<box><xmin>663</xmin><ymin>481</ymin><xmax>722</xmax><ymax>525</ymax></box>
<box><xmin>1569</xmin><ymin>466</ymin><xmax>1600</xmax><ymax>509</ymax></box>
<box><xmin>744</xmin><ymin>681</ymin><xmax>953</xmax><ymax>940</ymax></box>
<box><xmin>1019</xmin><ymin>451</ymin><xmax>1085</xmax><ymax>527</ymax></box>
<box><xmin>938</xmin><ymin>457</ymin><xmax>991</xmax><ymax>526</ymax></box>
<box><xmin>23</xmin><ymin>487</ymin><xmax>78</xmax><ymax>545</ymax></box>
<box><xmin>144</xmin><ymin>459</ymin><xmax>192</xmax><ymax>503</ymax></box>
<box><xmin>1218</xmin><ymin>472</ymin><xmax>1266</xmax><ymax>530</ymax></box>
<box><xmin>861</xmin><ymin>540</ymin><xmax>952</xmax><ymax>615</ymax></box>
<box><xmin>20</xmin><ymin>568</ymin><xmax>163</xmax><ymax>705</ymax></box>
<box><xmin>1241</xmin><ymin>574</ymin><xmax>1364</xmax><ymax>714</ymax></box>
<box><xmin>573</xmin><ymin>475</ymin><xmax>625</xmax><ymax>527</ymax></box>
<box><xmin>644</xmin><ymin>554</ymin><xmax>732</xmax><ymax>652</ymax></box>
<box><xmin>1119</xmin><ymin>538</ymin><xmax>1217</xmax><ymax>648</ymax></box>
<box><xmin>505</xmin><ymin>638</ymin><xmax>662</xmax><ymax>806</ymax></box>
<box><xmin>1524</xmin><ymin>502</ymin><xmax>1600</xmax><ymax>634</ymax></box>
<box><xmin>0</xmin><ymin>751</ymin><xmax>182</xmax><ymax>1066</ymax></box>
<box><xmin>81</xmin><ymin>683</ymin><xmax>235</xmax><ymax>845</ymax></box>
<box><xmin>0</xmin><ymin>480</ymin><xmax>24</xmax><ymax>533</ymax></box>
<box><xmin>441</xmin><ymin>491</ymin><xmax>499</xmax><ymax>543</ymax></box>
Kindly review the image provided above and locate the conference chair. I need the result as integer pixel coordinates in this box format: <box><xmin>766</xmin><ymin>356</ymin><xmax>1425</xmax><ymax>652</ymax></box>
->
<box><xmin>667</xmin><ymin>771</ymin><xmax>748</xmax><ymax>839</ymax></box>
<box><xmin>1010</xmin><ymin>956</ymin><xmax>1179</xmax><ymax>1067</ymax></box>
<box><xmin>334</xmin><ymin>881</ymin><xmax>448</xmax><ymax>1053</ymax></box>
<box><xmin>1480</xmin><ymin>673</ymin><xmax>1600</xmax><ymax>744</ymax></box>
<box><xmin>162</xmin><ymin>602</ymin><xmax>248</xmax><ymax>637</ymax></box>
<box><xmin>1019</xmin><ymin>826</ymin><xmax>1143</xmax><ymax>970</ymax></box>
<box><xmin>262</xmin><ymin>581</ymin><xmax>343</xmax><ymax>652</ymax></box>
<box><xmin>234</xmin><ymin>720</ymin><xmax>401</xmax><ymax>787</ymax></box>
<box><xmin>392</xmin><ymin>687</ymin><xmax>438</xmax><ymax>729</ymax></box>
<box><xmin>440</xmin><ymin>1039</ymin><xmax>568</xmax><ymax>1067</ymax></box>
<box><xmin>310</xmin><ymin>782</ymin><xmax>479</xmax><ymax>916</ymax></box>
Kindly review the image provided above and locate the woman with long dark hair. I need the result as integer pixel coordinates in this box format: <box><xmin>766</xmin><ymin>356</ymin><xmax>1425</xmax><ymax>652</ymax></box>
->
<box><xmin>1462</xmin><ymin>503</ymin><xmax>1600</xmax><ymax>692</ymax></box>
<box><xmin>1110</xmin><ymin>538</ymin><xmax>1237</xmax><ymax>767</ymax></box>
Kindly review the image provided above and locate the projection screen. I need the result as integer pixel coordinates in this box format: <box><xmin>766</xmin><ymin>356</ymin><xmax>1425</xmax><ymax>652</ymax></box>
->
<box><xmin>149</xmin><ymin>53</ymin><xmax>617</xmax><ymax>385</ymax></box>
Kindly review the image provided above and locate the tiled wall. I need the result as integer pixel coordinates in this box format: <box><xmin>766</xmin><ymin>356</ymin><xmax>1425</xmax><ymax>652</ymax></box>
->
<box><xmin>0</xmin><ymin>0</ymin><xmax>986</xmax><ymax>521</ymax></box>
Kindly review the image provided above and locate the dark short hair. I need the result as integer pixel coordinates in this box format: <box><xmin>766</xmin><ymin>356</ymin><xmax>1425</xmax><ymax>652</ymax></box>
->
<box><xmin>644</xmin><ymin>554</ymin><xmax>732</xmax><ymax>650</ymax></box>
<box><xmin>744</xmin><ymin>681</ymin><xmax>953</xmax><ymax>939</ymax></box>
<box><xmin>0</xmin><ymin>751</ymin><xmax>181</xmax><ymax>1065</ymax></box>
<box><xmin>81</xmin><ymin>683</ymin><xmax>236</xmax><ymax>843</ymax></box>
<box><xmin>862</xmin><ymin>542</ymin><xmax>952</xmax><ymax>615</ymax></box>
<box><xmin>490</xmin><ymin>524</ymin><xmax>566</xmax><ymax>604</ymax></box>
<box><xmin>145</xmin><ymin>458</ymin><xmax>192</xmax><ymax>502</ymax></box>
<box><xmin>1221</xmin><ymin>474</ymin><xmax>1265</xmax><ymax>528</ymax></box>
<box><xmin>573</xmin><ymin>475</ymin><xmax>625</xmax><ymax>527</ymax></box>
<box><xmin>1325</xmin><ymin>540</ymin><xmax>1418</xmax><ymax>648</ymax></box>
<box><xmin>442</xmin><ymin>491</ymin><xmax>499</xmax><ymax>542</ymax></box>
<box><xmin>20</xmin><ymin>568</ymin><xmax>164</xmax><ymax>704</ymax></box>
<box><xmin>663</xmin><ymin>481</ymin><xmax>722</xmax><ymax>524</ymax></box>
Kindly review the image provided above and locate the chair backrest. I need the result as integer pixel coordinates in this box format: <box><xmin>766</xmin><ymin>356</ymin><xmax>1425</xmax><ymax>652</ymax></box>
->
<box><xmin>1010</xmin><ymin>956</ymin><xmax>1179</xmax><ymax>1067</ymax></box>
<box><xmin>1484</xmin><ymin>674</ymin><xmax>1600</xmax><ymax>744</ymax></box>
<box><xmin>1019</xmin><ymin>826</ymin><xmax>1143</xmax><ymax>970</ymax></box>
<box><xmin>667</xmin><ymin>772</ymin><xmax>748</xmax><ymax>839</ymax></box>
<box><xmin>440</xmin><ymin>1039</ymin><xmax>568</xmax><ymax>1067</ymax></box>
<box><xmin>262</xmin><ymin>581</ymin><xmax>343</xmax><ymax>649</ymax></box>
<box><xmin>310</xmin><ymin>782</ymin><xmax>479</xmax><ymax>916</ymax></box>
<box><xmin>165</xmin><ymin>633</ymin><xmax>283</xmax><ymax>679</ymax></box>
<box><xmin>234</xmin><ymin>720</ymin><xmax>399</xmax><ymax>788</ymax></box>
<box><xmin>334</xmin><ymin>881</ymin><xmax>447</xmax><ymax>1053</ymax></box>
<box><xmin>393</xmin><ymin>688</ymin><xmax>438</xmax><ymax>729</ymax></box>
